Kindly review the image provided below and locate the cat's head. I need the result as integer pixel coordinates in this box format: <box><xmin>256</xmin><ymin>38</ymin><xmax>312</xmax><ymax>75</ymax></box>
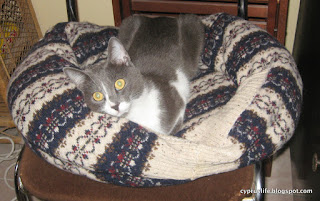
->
<box><xmin>63</xmin><ymin>37</ymin><xmax>144</xmax><ymax>117</ymax></box>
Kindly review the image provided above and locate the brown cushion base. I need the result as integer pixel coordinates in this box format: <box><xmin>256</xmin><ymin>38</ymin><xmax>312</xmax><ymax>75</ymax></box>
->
<box><xmin>19</xmin><ymin>146</ymin><xmax>254</xmax><ymax>201</ymax></box>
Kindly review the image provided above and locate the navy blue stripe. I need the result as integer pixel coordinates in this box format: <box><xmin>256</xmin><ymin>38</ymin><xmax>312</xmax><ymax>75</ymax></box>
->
<box><xmin>229</xmin><ymin>110</ymin><xmax>275</xmax><ymax>168</ymax></box>
<box><xmin>27</xmin><ymin>89</ymin><xmax>90</xmax><ymax>155</ymax></box>
<box><xmin>8</xmin><ymin>55</ymin><xmax>77</xmax><ymax>111</ymax></box>
<box><xmin>25</xmin><ymin>23</ymin><xmax>69</xmax><ymax>58</ymax></box>
<box><xmin>93</xmin><ymin>121</ymin><xmax>189</xmax><ymax>187</ymax></box>
<box><xmin>196</xmin><ymin>13</ymin><xmax>239</xmax><ymax>80</ymax></box>
<box><xmin>72</xmin><ymin>28</ymin><xmax>118</xmax><ymax>64</ymax></box>
<box><xmin>263</xmin><ymin>67</ymin><xmax>302</xmax><ymax>126</ymax></box>
<box><xmin>185</xmin><ymin>85</ymin><xmax>237</xmax><ymax>122</ymax></box>
<box><xmin>94</xmin><ymin>122</ymin><xmax>158</xmax><ymax>186</ymax></box>
<box><xmin>226</xmin><ymin>31</ymin><xmax>284</xmax><ymax>84</ymax></box>
<box><xmin>174</xmin><ymin>85</ymin><xmax>236</xmax><ymax>138</ymax></box>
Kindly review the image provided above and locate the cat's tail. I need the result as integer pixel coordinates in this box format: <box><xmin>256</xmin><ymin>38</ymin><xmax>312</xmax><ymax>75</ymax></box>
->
<box><xmin>178</xmin><ymin>14</ymin><xmax>205</xmax><ymax>79</ymax></box>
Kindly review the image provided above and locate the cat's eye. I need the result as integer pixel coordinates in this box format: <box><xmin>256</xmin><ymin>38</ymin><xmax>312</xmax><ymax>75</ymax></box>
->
<box><xmin>92</xmin><ymin>92</ymin><xmax>104</xmax><ymax>101</ymax></box>
<box><xmin>115</xmin><ymin>79</ymin><xmax>125</xmax><ymax>91</ymax></box>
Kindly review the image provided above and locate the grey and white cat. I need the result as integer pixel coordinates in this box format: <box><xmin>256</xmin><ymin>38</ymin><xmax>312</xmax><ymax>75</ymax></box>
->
<box><xmin>63</xmin><ymin>15</ymin><xmax>204</xmax><ymax>135</ymax></box>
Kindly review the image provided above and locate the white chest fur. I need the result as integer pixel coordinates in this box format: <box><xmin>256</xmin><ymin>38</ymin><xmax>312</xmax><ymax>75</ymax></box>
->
<box><xmin>168</xmin><ymin>69</ymin><xmax>190</xmax><ymax>134</ymax></box>
<box><xmin>170</xmin><ymin>69</ymin><xmax>190</xmax><ymax>104</ymax></box>
<box><xmin>127</xmin><ymin>86</ymin><xmax>164</xmax><ymax>134</ymax></box>
<box><xmin>126</xmin><ymin>69</ymin><xmax>190</xmax><ymax>135</ymax></box>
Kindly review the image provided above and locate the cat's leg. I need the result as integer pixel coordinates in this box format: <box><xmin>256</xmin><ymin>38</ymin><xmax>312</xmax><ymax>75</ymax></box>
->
<box><xmin>118</xmin><ymin>15</ymin><xmax>142</xmax><ymax>50</ymax></box>
<box><xmin>178</xmin><ymin>14</ymin><xmax>205</xmax><ymax>79</ymax></box>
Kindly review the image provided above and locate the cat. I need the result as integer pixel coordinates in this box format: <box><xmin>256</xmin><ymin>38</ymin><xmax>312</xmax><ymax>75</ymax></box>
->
<box><xmin>63</xmin><ymin>14</ymin><xmax>204</xmax><ymax>135</ymax></box>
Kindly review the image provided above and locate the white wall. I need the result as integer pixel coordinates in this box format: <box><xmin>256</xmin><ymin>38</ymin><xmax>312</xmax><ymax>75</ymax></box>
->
<box><xmin>285</xmin><ymin>0</ymin><xmax>300</xmax><ymax>53</ymax></box>
<box><xmin>31</xmin><ymin>0</ymin><xmax>115</xmax><ymax>35</ymax></box>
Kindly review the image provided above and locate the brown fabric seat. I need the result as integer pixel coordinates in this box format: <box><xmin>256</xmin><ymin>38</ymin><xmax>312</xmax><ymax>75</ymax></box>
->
<box><xmin>19</xmin><ymin>146</ymin><xmax>254</xmax><ymax>201</ymax></box>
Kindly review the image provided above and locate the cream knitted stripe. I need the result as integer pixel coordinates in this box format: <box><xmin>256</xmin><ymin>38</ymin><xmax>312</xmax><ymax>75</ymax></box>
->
<box><xmin>237</xmin><ymin>47</ymin><xmax>302</xmax><ymax>88</ymax></box>
<box><xmin>249</xmin><ymin>87</ymin><xmax>295</xmax><ymax>147</ymax></box>
<box><xmin>56</xmin><ymin>113</ymin><xmax>129</xmax><ymax>171</ymax></box>
<box><xmin>200</xmin><ymin>14</ymin><xmax>220</xmax><ymax>28</ymax></box>
<box><xmin>11</xmin><ymin>73</ymin><xmax>73</xmax><ymax>136</ymax></box>
<box><xmin>189</xmin><ymin>71</ymin><xmax>235</xmax><ymax>101</ymax></box>
<box><xmin>214</xmin><ymin>20</ymin><xmax>265</xmax><ymax>74</ymax></box>
<box><xmin>142</xmin><ymin>135</ymin><xmax>242</xmax><ymax>180</ymax></box>
<box><xmin>195</xmin><ymin>68</ymin><xmax>271</xmax><ymax>146</ymax></box>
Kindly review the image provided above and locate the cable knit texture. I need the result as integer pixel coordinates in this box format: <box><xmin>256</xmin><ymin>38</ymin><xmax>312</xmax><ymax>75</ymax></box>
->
<box><xmin>8</xmin><ymin>13</ymin><xmax>302</xmax><ymax>187</ymax></box>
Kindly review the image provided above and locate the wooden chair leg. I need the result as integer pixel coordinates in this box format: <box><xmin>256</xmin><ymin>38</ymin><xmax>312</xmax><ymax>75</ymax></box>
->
<box><xmin>264</xmin><ymin>156</ymin><xmax>273</xmax><ymax>177</ymax></box>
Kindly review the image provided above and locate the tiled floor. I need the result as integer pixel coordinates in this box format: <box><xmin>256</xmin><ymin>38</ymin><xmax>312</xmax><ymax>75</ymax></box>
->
<box><xmin>0</xmin><ymin>143</ymin><xmax>22</xmax><ymax>201</ymax></box>
<box><xmin>0</xmin><ymin>128</ymin><xmax>295</xmax><ymax>201</ymax></box>
<box><xmin>265</xmin><ymin>148</ymin><xmax>294</xmax><ymax>201</ymax></box>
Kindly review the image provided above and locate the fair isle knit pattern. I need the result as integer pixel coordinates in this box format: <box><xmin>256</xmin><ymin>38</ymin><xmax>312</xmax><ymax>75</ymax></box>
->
<box><xmin>8</xmin><ymin>13</ymin><xmax>302</xmax><ymax>187</ymax></box>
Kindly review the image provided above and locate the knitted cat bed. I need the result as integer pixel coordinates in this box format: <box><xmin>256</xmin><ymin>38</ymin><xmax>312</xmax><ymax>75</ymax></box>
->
<box><xmin>8</xmin><ymin>13</ymin><xmax>302</xmax><ymax>187</ymax></box>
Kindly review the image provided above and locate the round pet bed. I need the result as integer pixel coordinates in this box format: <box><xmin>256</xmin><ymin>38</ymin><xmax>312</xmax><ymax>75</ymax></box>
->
<box><xmin>8</xmin><ymin>13</ymin><xmax>302</xmax><ymax>187</ymax></box>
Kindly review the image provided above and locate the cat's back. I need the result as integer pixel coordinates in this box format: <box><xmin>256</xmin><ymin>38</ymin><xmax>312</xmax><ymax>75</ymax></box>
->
<box><xmin>118</xmin><ymin>15</ymin><xmax>204</xmax><ymax>79</ymax></box>
<box><xmin>118</xmin><ymin>15</ymin><xmax>179</xmax><ymax>53</ymax></box>
<box><xmin>118</xmin><ymin>16</ymin><xmax>180</xmax><ymax>75</ymax></box>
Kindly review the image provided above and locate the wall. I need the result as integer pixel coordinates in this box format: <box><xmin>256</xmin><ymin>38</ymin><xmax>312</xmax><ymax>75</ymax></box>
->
<box><xmin>31</xmin><ymin>0</ymin><xmax>115</xmax><ymax>35</ymax></box>
<box><xmin>285</xmin><ymin>0</ymin><xmax>300</xmax><ymax>53</ymax></box>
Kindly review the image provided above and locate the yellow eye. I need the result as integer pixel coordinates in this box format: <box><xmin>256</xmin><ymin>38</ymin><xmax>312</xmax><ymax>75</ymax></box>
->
<box><xmin>115</xmin><ymin>79</ymin><xmax>125</xmax><ymax>91</ymax></box>
<box><xmin>92</xmin><ymin>92</ymin><xmax>104</xmax><ymax>101</ymax></box>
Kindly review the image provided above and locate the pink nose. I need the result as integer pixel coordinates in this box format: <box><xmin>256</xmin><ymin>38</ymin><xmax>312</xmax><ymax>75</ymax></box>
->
<box><xmin>111</xmin><ymin>103</ymin><xmax>119</xmax><ymax>111</ymax></box>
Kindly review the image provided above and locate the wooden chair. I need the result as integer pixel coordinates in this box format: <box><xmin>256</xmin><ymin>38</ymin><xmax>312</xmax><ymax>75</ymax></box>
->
<box><xmin>15</xmin><ymin>145</ymin><xmax>262</xmax><ymax>201</ymax></box>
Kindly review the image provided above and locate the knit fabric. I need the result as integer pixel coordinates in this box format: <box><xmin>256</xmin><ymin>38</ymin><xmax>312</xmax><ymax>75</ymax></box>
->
<box><xmin>8</xmin><ymin>13</ymin><xmax>302</xmax><ymax>187</ymax></box>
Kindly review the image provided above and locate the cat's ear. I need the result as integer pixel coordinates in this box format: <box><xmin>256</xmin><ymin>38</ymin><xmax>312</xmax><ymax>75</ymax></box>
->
<box><xmin>108</xmin><ymin>37</ymin><xmax>131</xmax><ymax>66</ymax></box>
<box><xmin>63</xmin><ymin>67</ymin><xmax>89</xmax><ymax>88</ymax></box>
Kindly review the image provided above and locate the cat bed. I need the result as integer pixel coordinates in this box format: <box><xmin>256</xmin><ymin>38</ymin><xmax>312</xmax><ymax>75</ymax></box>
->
<box><xmin>8</xmin><ymin>13</ymin><xmax>302</xmax><ymax>187</ymax></box>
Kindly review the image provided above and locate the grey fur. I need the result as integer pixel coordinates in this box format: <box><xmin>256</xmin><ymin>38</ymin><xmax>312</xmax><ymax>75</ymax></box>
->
<box><xmin>64</xmin><ymin>15</ymin><xmax>204</xmax><ymax>135</ymax></box>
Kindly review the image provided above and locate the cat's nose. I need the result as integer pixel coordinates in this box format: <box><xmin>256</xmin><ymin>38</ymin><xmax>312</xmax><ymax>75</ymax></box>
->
<box><xmin>111</xmin><ymin>103</ymin><xmax>120</xmax><ymax>111</ymax></box>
